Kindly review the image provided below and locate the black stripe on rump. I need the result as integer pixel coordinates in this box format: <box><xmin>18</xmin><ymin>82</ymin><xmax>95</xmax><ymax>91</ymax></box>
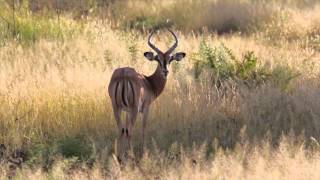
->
<box><xmin>122</xmin><ymin>80</ymin><xmax>128</xmax><ymax>107</ymax></box>
<box><xmin>114</xmin><ymin>81</ymin><xmax>120</xmax><ymax>106</ymax></box>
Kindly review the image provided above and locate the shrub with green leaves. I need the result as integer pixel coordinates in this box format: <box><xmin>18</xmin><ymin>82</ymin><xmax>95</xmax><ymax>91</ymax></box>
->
<box><xmin>234</xmin><ymin>51</ymin><xmax>271</xmax><ymax>87</ymax></box>
<box><xmin>192</xmin><ymin>39</ymin><xmax>236</xmax><ymax>83</ymax></box>
<box><xmin>57</xmin><ymin>136</ymin><xmax>92</xmax><ymax>160</ymax></box>
<box><xmin>192</xmin><ymin>39</ymin><xmax>298</xmax><ymax>89</ymax></box>
<box><xmin>26</xmin><ymin>144</ymin><xmax>56</xmax><ymax>169</ymax></box>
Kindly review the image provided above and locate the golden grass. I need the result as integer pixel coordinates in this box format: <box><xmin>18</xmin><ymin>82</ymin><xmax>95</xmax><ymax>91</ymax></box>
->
<box><xmin>0</xmin><ymin>2</ymin><xmax>320</xmax><ymax>179</ymax></box>
<box><xmin>2</xmin><ymin>139</ymin><xmax>320</xmax><ymax>179</ymax></box>
<box><xmin>1</xmin><ymin>23</ymin><xmax>318</xmax><ymax>147</ymax></box>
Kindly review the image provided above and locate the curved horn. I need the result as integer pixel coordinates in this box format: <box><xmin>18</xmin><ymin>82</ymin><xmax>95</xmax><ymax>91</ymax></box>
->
<box><xmin>166</xmin><ymin>29</ymin><xmax>178</xmax><ymax>54</ymax></box>
<box><xmin>148</xmin><ymin>31</ymin><xmax>162</xmax><ymax>54</ymax></box>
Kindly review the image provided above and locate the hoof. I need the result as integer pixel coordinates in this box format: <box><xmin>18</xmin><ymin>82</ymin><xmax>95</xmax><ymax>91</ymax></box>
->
<box><xmin>112</xmin><ymin>154</ymin><xmax>122</xmax><ymax>165</ymax></box>
<box><xmin>117</xmin><ymin>156</ymin><xmax>122</xmax><ymax>164</ymax></box>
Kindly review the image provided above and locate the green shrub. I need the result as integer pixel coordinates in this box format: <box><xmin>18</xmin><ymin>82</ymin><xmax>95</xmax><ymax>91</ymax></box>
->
<box><xmin>236</xmin><ymin>51</ymin><xmax>258</xmax><ymax>80</ymax></box>
<box><xmin>26</xmin><ymin>143</ymin><xmax>56</xmax><ymax>169</ymax></box>
<box><xmin>57</xmin><ymin>136</ymin><xmax>92</xmax><ymax>160</ymax></box>
<box><xmin>192</xmin><ymin>39</ymin><xmax>236</xmax><ymax>83</ymax></box>
<box><xmin>192</xmin><ymin>39</ymin><xmax>264</xmax><ymax>87</ymax></box>
<box><xmin>192</xmin><ymin>39</ymin><xmax>298</xmax><ymax>89</ymax></box>
<box><xmin>235</xmin><ymin>51</ymin><xmax>271</xmax><ymax>87</ymax></box>
<box><xmin>27</xmin><ymin>140</ymin><xmax>91</xmax><ymax>169</ymax></box>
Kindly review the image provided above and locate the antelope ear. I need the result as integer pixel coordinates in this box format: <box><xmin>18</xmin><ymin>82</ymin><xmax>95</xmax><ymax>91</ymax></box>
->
<box><xmin>144</xmin><ymin>51</ymin><xmax>155</xmax><ymax>61</ymax></box>
<box><xmin>171</xmin><ymin>52</ymin><xmax>186</xmax><ymax>62</ymax></box>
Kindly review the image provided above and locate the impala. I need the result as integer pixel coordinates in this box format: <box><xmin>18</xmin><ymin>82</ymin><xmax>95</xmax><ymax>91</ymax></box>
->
<box><xmin>108</xmin><ymin>30</ymin><xmax>186</xmax><ymax>157</ymax></box>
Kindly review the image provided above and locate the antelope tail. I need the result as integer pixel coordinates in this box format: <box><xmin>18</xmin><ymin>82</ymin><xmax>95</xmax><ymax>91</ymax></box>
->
<box><xmin>115</xmin><ymin>79</ymin><xmax>135</xmax><ymax>108</ymax></box>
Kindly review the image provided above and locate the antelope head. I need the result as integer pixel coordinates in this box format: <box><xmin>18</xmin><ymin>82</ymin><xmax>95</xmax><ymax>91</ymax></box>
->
<box><xmin>144</xmin><ymin>30</ymin><xmax>186</xmax><ymax>78</ymax></box>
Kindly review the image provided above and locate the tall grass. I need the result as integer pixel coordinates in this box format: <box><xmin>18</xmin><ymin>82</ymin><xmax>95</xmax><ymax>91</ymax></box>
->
<box><xmin>0</xmin><ymin>1</ymin><xmax>83</xmax><ymax>44</ymax></box>
<box><xmin>1</xmin><ymin>138</ymin><xmax>320</xmax><ymax>179</ymax></box>
<box><xmin>0</xmin><ymin>0</ymin><xmax>320</xmax><ymax>178</ymax></box>
<box><xmin>0</xmin><ymin>21</ymin><xmax>319</xmax><ymax>150</ymax></box>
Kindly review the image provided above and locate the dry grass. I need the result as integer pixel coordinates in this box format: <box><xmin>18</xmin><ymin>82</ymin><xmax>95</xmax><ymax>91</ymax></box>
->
<box><xmin>0</xmin><ymin>1</ymin><xmax>320</xmax><ymax>179</ymax></box>
<box><xmin>2</xmin><ymin>139</ymin><xmax>320</xmax><ymax>179</ymax></box>
<box><xmin>0</xmin><ymin>23</ymin><xmax>318</xmax><ymax>147</ymax></box>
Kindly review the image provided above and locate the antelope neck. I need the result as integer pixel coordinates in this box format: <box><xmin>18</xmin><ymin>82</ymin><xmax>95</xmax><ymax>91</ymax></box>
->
<box><xmin>145</xmin><ymin>64</ymin><xmax>167</xmax><ymax>97</ymax></box>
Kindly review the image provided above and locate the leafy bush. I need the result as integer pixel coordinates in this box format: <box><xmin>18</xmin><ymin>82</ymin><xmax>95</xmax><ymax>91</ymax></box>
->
<box><xmin>192</xmin><ymin>39</ymin><xmax>299</xmax><ymax>90</ymax></box>
<box><xmin>192</xmin><ymin>39</ymin><xmax>271</xmax><ymax>88</ymax></box>
<box><xmin>192</xmin><ymin>39</ymin><xmax>235</xmax><ymax>81</ymax></box>
<box><xmin>26</xmin><ymin>144</ymin><xmax>56</xmax><ymax>169</ymax></box>
<box><xmin>27</xmin><ymin>142</ymin><xmax>83</xmax><ymax>170</ymax></box>
<box><xmin>235</xmin><ymin>51</ymin><xmax>271</xmax><ymax>87</ymax></box>
<box><xmin>57</xmin><ymin>136</ymin><xmax>92</xmax><ymax>160</ymax></box>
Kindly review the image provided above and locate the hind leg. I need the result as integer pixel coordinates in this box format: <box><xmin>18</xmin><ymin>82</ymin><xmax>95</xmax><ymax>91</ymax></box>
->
<box><xmin>126</xmin><ymin>108</ymin><xmax>138</xmax><ymax>152</ymax></box>
<box><xmin>141</xmin><ymin>106</ymin><xmax>150</xmax><ymax>150</ymax></box>
<box><xmin>112</xmin><ymin>106</ymin><xmax>126</xmax><ymax>160</ymax></box>
<box><xmin>112</xmin><ymin>105</ymin><xmax>124</xmax><ymax>134</ymax></box>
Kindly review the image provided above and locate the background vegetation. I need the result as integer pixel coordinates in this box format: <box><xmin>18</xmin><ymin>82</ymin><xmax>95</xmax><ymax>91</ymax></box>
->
<box><xmin>0</xmin><ymin>0</ymin><xmax>320</xmax><ymax>179</ymax></box>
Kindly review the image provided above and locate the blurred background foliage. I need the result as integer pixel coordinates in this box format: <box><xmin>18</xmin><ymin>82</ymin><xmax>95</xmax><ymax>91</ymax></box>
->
<box><xmin>1</xmin><ymin>0</ymin><xmax>320</xmax><ymax>48</ymax></box>
<box><xmin>0</xmin><ymin>0</ymin><xmax>319</xmax><ymax>33</ymax></box>
<box><xmin>0</xmin><ymin>0</ymin><xmax>320</xmax><ymax>177</ymax></box>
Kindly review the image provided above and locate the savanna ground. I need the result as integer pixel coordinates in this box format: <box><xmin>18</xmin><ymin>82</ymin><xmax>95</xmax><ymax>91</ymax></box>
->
<box><xmin>1</xmin><ymin>0</ymin><xmax>320</xmax><ymax>179</ymax></box>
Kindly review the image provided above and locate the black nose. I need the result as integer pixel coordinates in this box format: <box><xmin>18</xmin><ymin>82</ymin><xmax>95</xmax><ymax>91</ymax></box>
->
<box><xmin>163</xmin><ymin>70</ymin><xmax>169</xmax><ymax>76</ymax></box>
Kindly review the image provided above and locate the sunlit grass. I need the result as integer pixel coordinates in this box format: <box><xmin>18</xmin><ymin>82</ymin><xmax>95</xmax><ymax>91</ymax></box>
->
<box><xmin>0</xmin><ymin>0</ymin><xmax>320</xmax><ymax>179</ymax></box>
<box><xmin>0</xmin><ymin>21</ymin><xmax>319</xmax><ymax>150</ymax></box>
